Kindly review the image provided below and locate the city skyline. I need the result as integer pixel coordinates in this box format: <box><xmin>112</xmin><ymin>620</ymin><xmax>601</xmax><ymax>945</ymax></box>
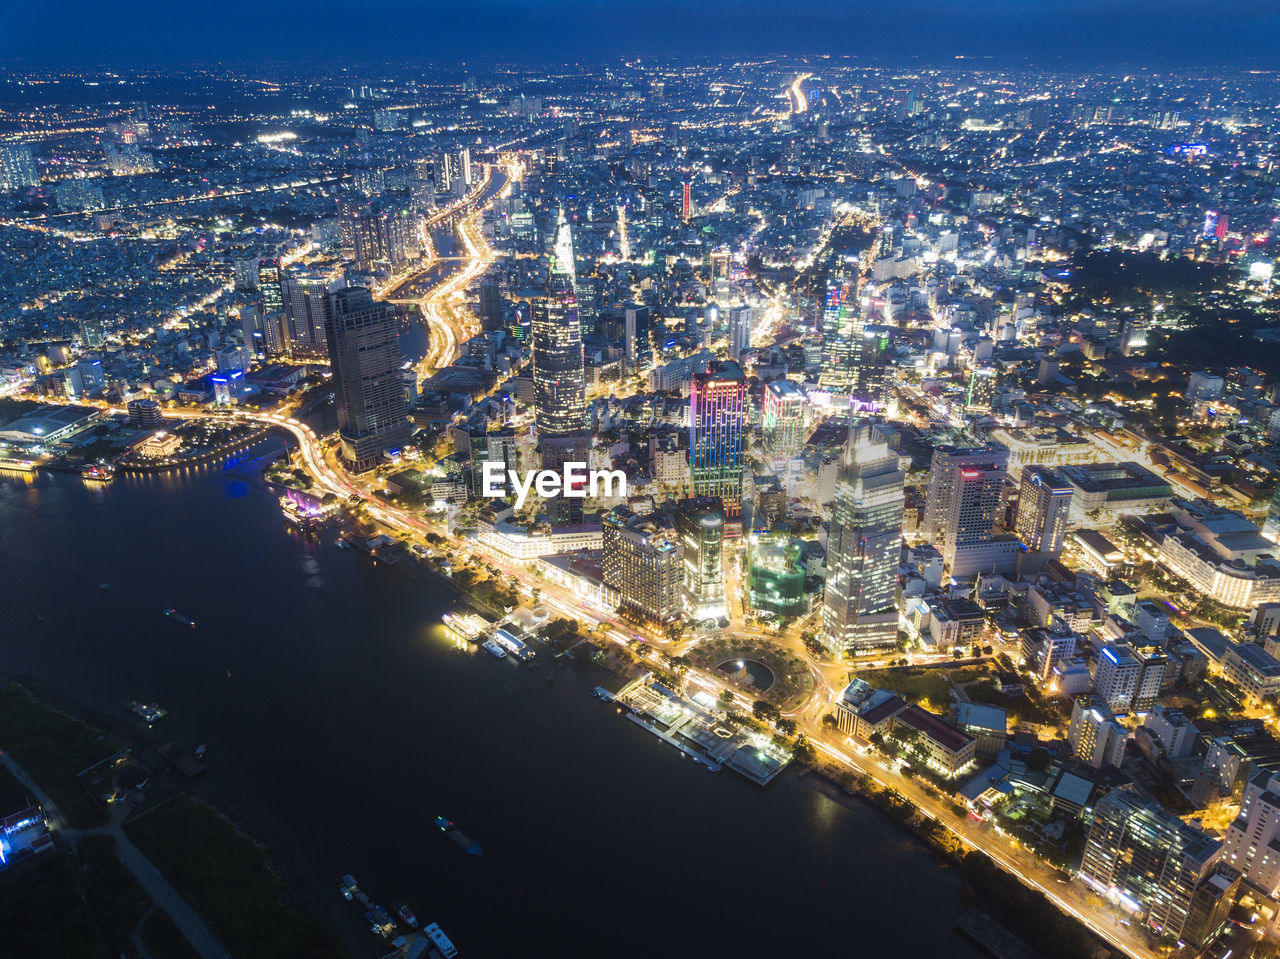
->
<box><xmin>4</xmin><ymin>39</ymin><xmax>1280</xmax><ymax>959</ymax></box>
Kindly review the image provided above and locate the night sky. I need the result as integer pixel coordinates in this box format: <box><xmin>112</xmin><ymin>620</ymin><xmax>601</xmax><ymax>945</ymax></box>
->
<box><xmin>1</xmin><ymin>0</ymin><xmax>1278</xmax><ymax>66</ymax></box>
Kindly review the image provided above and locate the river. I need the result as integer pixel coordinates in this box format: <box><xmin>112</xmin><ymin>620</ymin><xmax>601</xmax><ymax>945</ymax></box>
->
<box><xmin>0</xmin><ymin>458</ymin><xmax>986</xmax><ymax>958</ymax></box>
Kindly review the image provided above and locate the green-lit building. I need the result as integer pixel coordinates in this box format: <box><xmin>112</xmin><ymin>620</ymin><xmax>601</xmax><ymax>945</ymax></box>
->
<box><xmin>747</xmin><ymin>533</ymin><xmax>806</xmax><ymax>617</ymax></box>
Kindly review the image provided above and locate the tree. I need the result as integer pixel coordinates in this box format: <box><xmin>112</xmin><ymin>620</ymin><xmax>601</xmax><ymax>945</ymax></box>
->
<box><xmin>666</xmin><ymin>655</ymin><xmax>691</xmax><ymax>674</ymax></box>
<box><xmin>821</xmin><ymin>713</ymin><xmax>839</xmax><ymax>730</ymax></box>
<box><xmin>777</xmin><ymin>718</ymin><xmax>797</xmax><ymax>737</ymax></box>
<box><xmin>952</xmin><ymin>647</ymin><xmax>963</xmax><ymax>660</ymax></box>
<box><xmin>717</xmin><ymin>689</ymin><xmax>735</xmax><ymax>708</ymax></box>
<box><xmin>752</xmin><ymin>700</ymin><xmax>781</xmax><ymax>724</ymax></box>
<box><xmin>793</xmin><ymin>734</ymin><xmax>815</xmax><ymax>762</ymax></box>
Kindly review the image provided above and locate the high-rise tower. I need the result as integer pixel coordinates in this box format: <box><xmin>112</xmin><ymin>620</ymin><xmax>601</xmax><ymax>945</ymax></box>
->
<box><xmin>818</xmin><ymin>280</ymin><xmax>886</xmax><ymax>407</ymax></box>
<box><xmin>531</xmin><ymin>210</ymin><xmax>585</xmax><ymax>440</ymax></box>
<box><xmin>762</xmin><ymin>380</ymin><xmax>806</xmax><ymax>470</ymax></box>
<box><xmin>1015</xmin><ymin>466</ymin><xmax>1073</xmax><ymax>562</ymax></box>
<box><xmin>689</xmin><ymin>360</ymin><xmax>747</xmax><ymax>520</ymax></box>
<box><xmin>821</xmin><ymin>423</ymin><xmax>905</xmax><ymax>655</ymax></box>
<box><xmin>677</xmin><ymin>497</ymin><xmax>726</xmax><ymax>624</ymax></box>
<box><xmin>325</xmin><ymin>287</ymin><xmax>411</xmax><ymax>473</ymax></box>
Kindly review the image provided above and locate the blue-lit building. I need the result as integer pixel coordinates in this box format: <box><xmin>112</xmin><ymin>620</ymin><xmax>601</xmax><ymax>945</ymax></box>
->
<box><xmin>689</xmin><ymin>360</ymin><xmax>746</xmax><ymax>520</ymax></box>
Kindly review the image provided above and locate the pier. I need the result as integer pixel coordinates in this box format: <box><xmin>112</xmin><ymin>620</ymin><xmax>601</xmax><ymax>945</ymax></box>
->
<box><xmin>601</xmin><ymin>674</ymin><xmax>791</xmax><ymax>785</ymax></box>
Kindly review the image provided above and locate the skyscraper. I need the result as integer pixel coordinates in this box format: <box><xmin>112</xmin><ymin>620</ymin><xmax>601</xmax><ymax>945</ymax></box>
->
<box><xmin>624</xmin><ymin>303</ymin><xmax>652</xmax><ymax>370</ymax></box>
<box><xmin>921</xmin><ymin>443</ymin><xmax>1011</xmax><ymax>575</ymax></box>
<box><xmin>325</xmin><ymin>287</ymin><xmax>411</xmax><ymax>472</ymax></box>
<box><xmin>818</xmin><ymin>280</ymin><xmax>886</xmax><ymax>406</ymax></box>
<box><xmin>762</xmin><ymin>380</ymin><xmax>806</xmax><ymax>470</ymax></box>
<box><xmin>0</xmin><ymin>144</ymin><xmax>38</xmax><ymax>192</ymax></box>
<box><xmin>1080</xmin><ymin>786</ymin><xmax>1224</xmax><ymax>941</ymax></box>
<box><xmin>1263</xmin><ymin>480</ymin><xmax>1280</xmax><ymax>544</ymax></box>
<box><xmin>689</xmin><ymin>360</ymin><xmax>747</xmax><ymax>520</ymax></box>
<box><xmin>352</xmin><ymin>205</ymin><xmax>418</xmax><ymax>270</ymax></box>
<box><xmin>478</xmin><ymin>281</ymin><xmax>504</xmax><ymax>332</ymax></box>
<box><xmin>258</xmin><ymin>259</ymin><xmax>288</xmax><ymax>356</ymax></box>
<box><xmin>944</xmin><ymin>464</ymin><xmax>1007</xmax><ymax>575</ymax></box>
<box><xmin>727</xmin><ymin>306</ymin><xmax>752</xmax><ymax>360</ymax></box>
<box><xmin>821</xmin><ymin>423</ymin><xmax>904</xmax><ymax>655</ymax></box>
<box><xmin>603</xmin><ymin>507</ymin><xmax>683</xmax><ymax>624</ymax></box>
<box><xmin>258</xmin><ymin>259</ymin><xmax>285</xmax><ymax>315</ymax></box>
<box><xmin>283</xmin><ymin>275</ymin><xmax>333</xmax><ymax>361</ymax></box>
<box><xmin>677</xmin><ymin>497</ymin><xmax>726</xmax><ymax>625</ymax></box>
<box><xmin>1015</xmin><ymin>466</ymin><xmax>1073</xmax><ymax>561</ymax></box>
<box><xmin>531</xmin><ymin>210</ymin><xmax>585</xmax><ymax>440</ymax></box>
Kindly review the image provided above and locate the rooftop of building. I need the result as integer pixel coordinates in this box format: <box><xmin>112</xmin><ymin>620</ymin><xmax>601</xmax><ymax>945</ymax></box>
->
<box><xmin>897</xmin><ymin>703</ymin><xmax>974</xmax><ymax>754</ymax></box>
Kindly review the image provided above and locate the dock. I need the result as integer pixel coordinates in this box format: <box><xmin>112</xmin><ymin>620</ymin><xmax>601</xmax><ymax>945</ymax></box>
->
<box><xmin>491</xmin><ymin>627</ymin><xmax>535</xmax><ymax>662</ymax></box>
<box><xmin>600</xmin><ymin>674</ymin><xmax>791</xmax><ymax>785</ymax></box>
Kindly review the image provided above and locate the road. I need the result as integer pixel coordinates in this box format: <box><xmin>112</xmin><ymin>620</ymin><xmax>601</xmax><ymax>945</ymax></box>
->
<box><xmin>0</xmin><ymin>174</ymin><xmax>351</xmax><ymax>226</ymax></box>
<box><xmin>194</xmin><ymin>398</ymin><xmax>1166</xmax><ymax>959</ymax></box>
<box><xmin>807</xmin><ymin>737</ymin><xmax>1159</xmax><ymax>959</ymax></box>
<box><xmin>381</xmin><ymin>162</ymin><xmax>515</xmax><ymax>378</ymax></box>
<box><xmin>0</xmin><ymin>750</ymin><xmax>232</xmax><ymax>959</ymax></box>
<box><xmin>40</xmin><ymin>140</ymin><xmax>1151</xmax><ymax>958</ymax></box>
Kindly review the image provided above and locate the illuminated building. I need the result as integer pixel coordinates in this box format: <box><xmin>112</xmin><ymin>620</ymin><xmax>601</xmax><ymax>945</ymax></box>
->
<box><xmin>53</xmin><ymin>177</ymin><xmax>102</xmax><ymax>211</ymax></box>
<box><xmin>821</xmin><ymin>423</ymin><xmax>904</xmax><ymax>655</ymax></box>
<box><xmin>80</xmin><ymin>319</ymin><xmax>104</xmax><ymax>350</ymax></box>
<box><xmin>137</xmin><ymin>431</ymin><xmax>183</xmax><ymax>459</ymax></box>
<box><xmin>1121</xmin><ymin>319</ymin><xmax>1148</xmax><ymax>357</ymax></box>
<box><xmin>681</xmin><ymin>181</ymin><xmax>691</xmax><ymax>221</ymax></box>
<box><xmin>965</xmin><ymin>366</ymin><xmax>996</xmax><ymax>413</ymax></box>
<box><xmin>746</xmin><ymin>532</ymin><xmax>805</xmax><ymax>617</ymax></box>
<box><xmin>1081</xmin><ymin>786</ymin><xmax>1225</xmax><ymax>941</ymax></box>
<box><xmin>1223</xmin><ymin>768</ymin><xmax>1280</xmax><ymax>898</ymax></box>
<box><xmin>727</xmin><ymin>306</ymin><xmax>752</xmax><ymax>361</ymax></box>
<box><xmin>0</xmin><ymin>144</ymin><xmax>38</xmax><ymax>192</ymax></box>
<box><xmin>1068</xmin><ymin>696</ymin><xmax>1128</xmax><ymax>768</ymax></box>
<box><xmin>689</xmin><ymin>360</ymin><xmax>747</xmax><ymax>520</ymax></box>
<box><xmin>325</xmin><ymin>286</ymin><xmax>411</xmax><ymax>472</ymax></box>
<box><xmin>257</xmin><ymin>259</ymin><xmax>289</xmax><ymax>357</ymax></box>
<box><xmin>677</xmin><ymin>497</ymin><xmax>725</xmax><ymax>624</ymax></box>
<box><xmin>818</xmin><ymin>281</ymin><xmax>886</xmax><ymax>406</ymax></box>
<box><xmin>762</xmin><ymin>380</ymin><xmax>805</xmax><ymax>470</ymax></box>
<box><xmin>283</xmin><ymin>275</ymin><xmax>333</xmax><ymax>361</ymax></box>
<box><xmin>1094</xmin><ymin>643</ymin><xmax>1142</xmax><ymax>713</ymax></box>
<box><xmin>212</xmin><ymin>369</ymin><xmax>249</xmax><ymax>406</ymax></box>
<box><xmin>1014</xmin><ymin>466</ymin><xmax>1072</xmax><ymax>564</ymax></box>
<box><xmin>921</xmin><ymin>443</ymin><xmax>1011</xmax><ymax>577</ymax></box>
<box><xmin>352</xmin><ymin>205</ymin><xmax>419</xmax><ymax>269</ymax></box>
<box><xmin>280</xmin><ymin>488</ymin><xmax>340</xmax><ymax>530</ymax></box>
<box><xmin>258</xmin><ymin>258</ymin><xmax>285</xmax><ymax>315</ymax></box>
<box><xmin>532</xmin><ymin>211</ymin><xmax>585</xmax><ymax>440</ymax></box>
<box><xmin>602</xmin><ymin>507</ymin><xmax>683</xmax><ymax>623</ymax></box>
<box><xmin>624</xmin><ymin>303</ymin><xmax>652</xmax><ymax>369</ymax></box>
<box><xmin>1264</xmin><ymin>482</ymin><xmax>1280</xmax><ymax>544</ymax></box>
<box><xmin>126</xmin><ymin>399</ymin><xmax>163</xmax><ymax>429</ymax></box>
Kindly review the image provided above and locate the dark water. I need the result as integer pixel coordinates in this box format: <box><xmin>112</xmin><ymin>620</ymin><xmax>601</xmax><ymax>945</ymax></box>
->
<box><xmin>0</xmin><ymin>461</ymin><xmax>983</xmax><ymax>959</ymax></box>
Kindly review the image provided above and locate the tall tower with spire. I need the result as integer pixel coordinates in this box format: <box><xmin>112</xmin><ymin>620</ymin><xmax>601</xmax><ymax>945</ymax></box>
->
<box><xmin>532</xmin><ymin>209</ymin><xmax>585</xmax><ymax>440</ymax></box>
<box><xmin>533</xmin><ymin>210</ymin><xmax>588</xmax><ymax>524</ymax></box>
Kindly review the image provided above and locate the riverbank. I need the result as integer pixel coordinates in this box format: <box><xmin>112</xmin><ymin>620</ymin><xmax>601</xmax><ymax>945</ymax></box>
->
<box><xmin>800</xmin><ymin>765</ymin><xmax>1115</xmax><ymax>959</ymax></box>
<box><xmin>0</xmin><ymin>681</ymin><xmax>344</xmax><ymax>959</ymax></box>
<box><xmin>0</xmin><ymin>461</ymin><xmax>997</xmax><ymax>959</ymax></box>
